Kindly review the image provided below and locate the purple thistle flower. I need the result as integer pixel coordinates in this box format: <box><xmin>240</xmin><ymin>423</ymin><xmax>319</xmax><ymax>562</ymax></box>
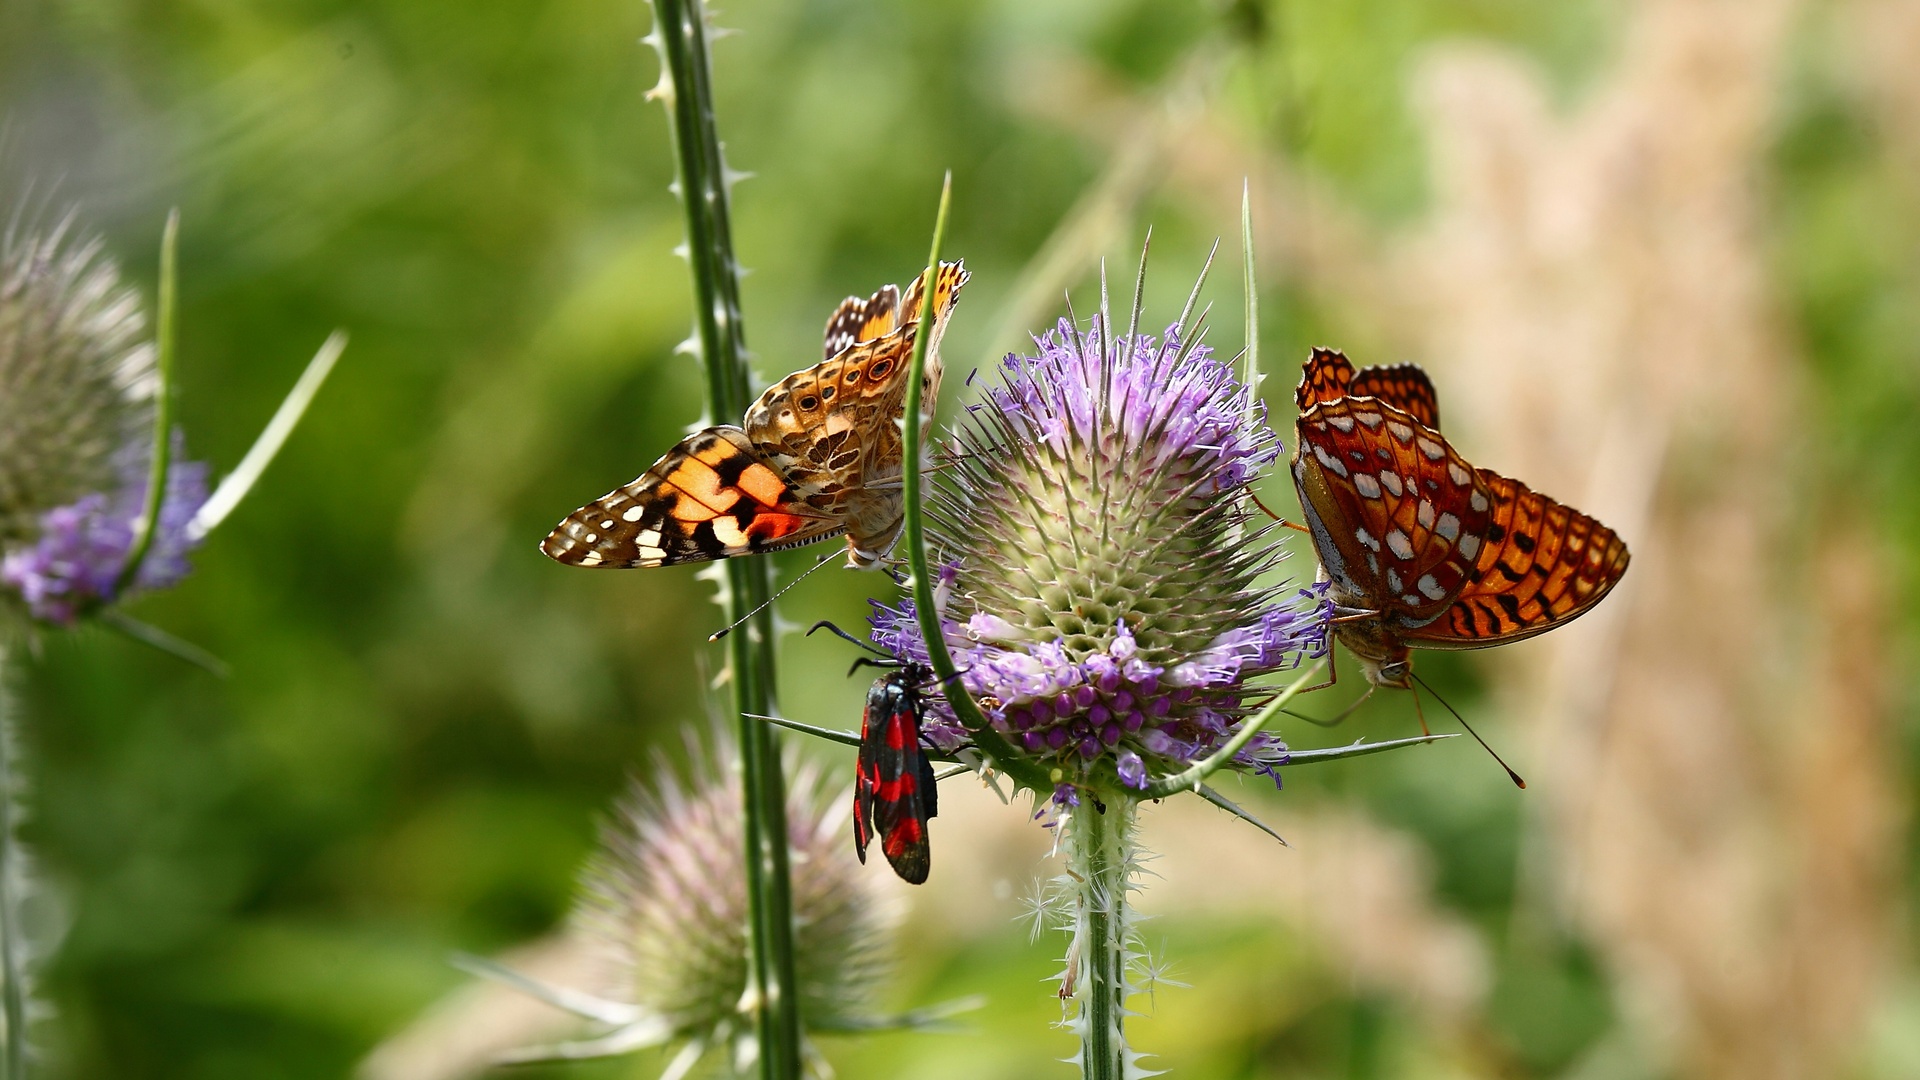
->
<box><xmin>874</xmin><ymin>314</ymin><xmax>1332</xmax><ymax>794</ymax></box>
<box><xmin>0</xmin><ymin>216</ymin><xmax>212</xmax><ymax>627</ymax></box>
<box><xmin>1</xmin><ymin>454</ymin><xmax>209</xmax><ymax>626</ymax></box>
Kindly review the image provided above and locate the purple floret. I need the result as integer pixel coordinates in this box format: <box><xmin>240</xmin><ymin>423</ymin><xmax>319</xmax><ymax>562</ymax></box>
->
<box><xmin>2</xmin><ymin>459</ymin><xmax>209</xmax><ymax>625</ymax></box>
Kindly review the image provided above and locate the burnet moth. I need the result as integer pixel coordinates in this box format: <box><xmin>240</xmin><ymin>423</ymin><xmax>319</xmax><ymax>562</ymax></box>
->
<box><xmin>811</xmin><ymin>622</ymin><xmax>941</xmax><ymax>885</ymax></box>
<box><xmin>853</xmin><ymin>663</ymin><xmax>940</xmax><ymax>884</ymax></box>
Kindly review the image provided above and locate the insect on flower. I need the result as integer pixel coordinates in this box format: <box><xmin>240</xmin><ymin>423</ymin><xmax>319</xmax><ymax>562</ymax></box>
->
<box><xmin>814</xmin><ymin>621</ymin><xmax>942</xmax><ymax>884</ymax></box>
<box><xmin>540</xmin><ymin>262</ymin><xmax>969</xmax><ymax>571</ymax></box>
<box><xmin>1290</xmin><ymin>348</ymin><xmax>1631</xmax><ymax>695</ymax></box>
<box><xmin>854</xmin><ymin>663</ymin><xmax>941</xmax><ymax>885</ymax></box>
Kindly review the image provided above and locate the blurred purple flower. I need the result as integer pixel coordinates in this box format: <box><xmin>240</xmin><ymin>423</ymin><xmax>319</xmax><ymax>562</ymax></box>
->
<box><xmin>2</xmin><ymin>454</ymin><xmax>208</xmax><ymax>626</ymax></box>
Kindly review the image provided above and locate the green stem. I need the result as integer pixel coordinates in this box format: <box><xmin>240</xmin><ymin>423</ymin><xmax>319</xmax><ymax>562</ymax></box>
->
<box><xmin>115</xmin><ymin>209</ymin><xmax>179</xmax><ymax>601</ymax></box>
<box><xmin>901</xmin><ymin>178</ymin><xmax>1053</xmax><ymax>795</ymax></box>
<box><xmin>0</xmin><ymin>644</ymin><xmax>26</xmax><ymax>1080</ymax></box>
<box><xmin>645</xmin><ymin>3</ymin><xmax>797</xmax><ymax>1076</ymax></box>
<box><xmin>1069</xmin><ymin>798</ymin><xmax>1133</xmax><ymax>1080</ymax></box>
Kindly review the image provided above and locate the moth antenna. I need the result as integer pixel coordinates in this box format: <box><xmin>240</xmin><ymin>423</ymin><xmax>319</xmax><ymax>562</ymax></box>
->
<box><xmin>708</xmin><ymin>553</ymin><xmax>839</xmax><ymax>642</ymax></box>
<box><xmin>807</xmin><ymin>619</ymin><xmax>889</xmax><ymax>656</ymax></box>
<box><xmin>1412</xmin><ymin>673</ymin><xmax>1525</xmax><ymax>789</ymax></box>
<box><xmin>847</xmin><ymin>655</ymin><xmax>902</xmax><ymax>678</ymax></box>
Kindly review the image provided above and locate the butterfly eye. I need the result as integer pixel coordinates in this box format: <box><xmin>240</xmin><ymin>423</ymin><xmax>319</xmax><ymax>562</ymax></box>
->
<box><xmin>868</xmin><ymin>359</ymin><xmax>893</xmax><ymax>379</ymax></box>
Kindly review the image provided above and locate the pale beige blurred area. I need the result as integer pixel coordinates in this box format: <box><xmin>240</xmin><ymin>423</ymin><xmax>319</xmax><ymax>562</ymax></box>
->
<box><xmin>357</xmin><ymin>936</ymin><xmax>620</xmax><ymax>1080</ymax></box>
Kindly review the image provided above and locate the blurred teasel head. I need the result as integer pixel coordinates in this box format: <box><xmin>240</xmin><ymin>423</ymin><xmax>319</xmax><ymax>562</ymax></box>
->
<box><xmin>574</xmin><ymin>735</ymin><xmax>894</xmax><ymax>1065</ymax></box>
<box><xmin>871</xmin><ymin>275</ymin><xmax>1331</xmax><ymax>799</ymax></box>
<box><xmin>0</xmin><ymin>212</ymin><xmax>207</xmax><ymax>627</ymax></box>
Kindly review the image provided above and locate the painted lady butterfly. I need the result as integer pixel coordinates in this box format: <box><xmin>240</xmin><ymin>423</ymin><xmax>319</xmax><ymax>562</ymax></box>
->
<box><xmin>541</xmin><ymin>261</ymin><xmax>969</xmax><ymax>570</ymax></box>
<box><xmin>1291</xmin><ymin>348</ymin><xmax>1631</xmax><ymax>688</ymax></box>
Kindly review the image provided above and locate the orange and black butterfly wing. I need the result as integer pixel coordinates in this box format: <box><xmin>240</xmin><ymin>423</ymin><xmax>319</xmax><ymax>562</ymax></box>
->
<box><xmin>855</xmin><ymin>669</ymin><xmax>934</xmax><ymax>884</ymax></box>
<box><xmin>1295</xmin><ymin>347</ymin><xmax>1356</xmax><ymax>413</ymax></box>
<box><xmin>540</xmin><ymin>426</ymin><xmax>842</xmax><ymax>567</ymax></box>
<box><xmin>1400</xmin><ymin>469</ymin><xmax>1629</xmax><ymax>648</ymax></box>
<box><xmin>1291</xmin><ymin>397</ymin><xmax>1495</xmax><ymax>629</ymax></box>
<box><xmin>1296</xmin><ymin>350</ymin><xmax>1443</xmax><ymax>431</ymax></box>
<box><xmin>1349</xmin><ymin>363</ymin><xmax>1441</xmax><ymax>431</ymax></box>
<box><xmin>822</xmin><ymin>283</ymin><xmax>903</xmax><ymax>360</ymax></box>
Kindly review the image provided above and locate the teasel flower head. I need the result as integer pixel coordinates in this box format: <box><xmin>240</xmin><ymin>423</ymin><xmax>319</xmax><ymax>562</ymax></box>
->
<box><xmin>0</xmin><ymin>215</ymin><xmax>208</xmax><ymax>628</ymax></box>
<box><xmin>870</xmin><ymin>308</ymin><xmax>1331</xmax><ymax>797</ymax></box>
<box><xmin>568</xmin><ymin>733</ymin><xmax>895</xmax><ymax>1071</ymax></box>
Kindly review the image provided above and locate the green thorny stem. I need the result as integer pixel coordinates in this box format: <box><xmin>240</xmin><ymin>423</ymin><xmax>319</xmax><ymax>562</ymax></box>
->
<box><xmin>0</xmin><ymin>646</ymin><xmax>28</xmax><ymax>1080</ymax></box>
<box><xmin>645</xmin><ymin>3</ymin><xmax>800</xmax><ymax>1077</ymax></box>
<box><xmin>1063</xmin><ymin>800</ymin><xmax>1148</xmax><ymax>1080</ymax></box>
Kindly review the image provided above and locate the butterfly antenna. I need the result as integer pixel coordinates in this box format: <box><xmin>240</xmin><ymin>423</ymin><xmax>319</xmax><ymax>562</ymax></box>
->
<box><xmin>1412</xmin><ymin>673</ymin><xmax>1525</xmax><ymax>789</ymax></box>
<box><xmin>709</xmin><ymin>552</ymin><xmax>838</xmax><ymax>643</ymax></box>
<box><xmin>806</xmin><ymin>619</ymin><xmax>889</xmax><ymax>657</ymax></box>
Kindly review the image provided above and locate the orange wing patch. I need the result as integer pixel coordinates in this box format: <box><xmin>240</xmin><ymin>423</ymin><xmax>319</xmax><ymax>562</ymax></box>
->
<box><xmin>541</xmin><ymin>427</ymin><xmax>838</xmax><ymax>568</ymax></box>
<box><xmin>1348</xmin><ymin>364</ymin><xmax>1441</xmax><ymax>431</ymax></box>
<box><xmin>1295</xmin><ymin>347</ymin><xmax>1356</xmax><ymax>413</ymax></box>
<box><xmin>1402</xmin><ymin>471</ymin><xmax>1630</xmax><ymax>648</ymax></box>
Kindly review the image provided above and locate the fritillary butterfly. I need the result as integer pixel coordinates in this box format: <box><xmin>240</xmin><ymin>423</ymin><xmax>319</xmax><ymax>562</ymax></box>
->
<box><xmin>1290</xmin><ymin>348</ymin><xmax>1630</xmax><ymax>688</ymax></box>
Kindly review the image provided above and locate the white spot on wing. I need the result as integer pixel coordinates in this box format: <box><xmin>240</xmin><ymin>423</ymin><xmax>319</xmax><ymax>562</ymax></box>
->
<box><xmin>637</xmin><ymin>528</ymin><xmax>662</xmax><ymax>549</ymax></box>
<box><xmin>1388</xmin><ymin>421</ymin><xmax>1414</xmax><ymax>443</ymax></box>
<box><xmin>1447</xmin><ymin>462</ymin><xmax>1471</xmax><ymax>486</ymax></box>
<box><xmin>578</xmin><ymin>551</ymin><xmax>604</xmax><ymax>566</ymax></box>
<box><xmin>1379</xmin><ymin>471</ymin><xmax>1403</xmax><ymax>496</ymax></box>
<box><xmin>1356</xmin><ymin>526</ymin><xmax>1381</xmax><ymax>552</ymax></box>
<box><xmin>623</xmin><ymin>506</ymin><xmax>646</xmax><ymax>522</ymax></box>
<box><xmin>1417</xmin><ymin>573</ymin><xmax>1446</xmax><ymax>600</ymax></box>
<box><xmin>1328</xmin><ymin>413</ymin><xmax>1355</xmax><ymax>433</ymax></box>
<box><xmin>1354</xmin><ymin>411</ymin><xmax>1382</xmax><ymax>428</ymax></box>
<box><xmin>1460</xmin><ymin>534</ymin><xmax>1481</xmax><ymax>560</ymax></box>
<box><xmin>1387</xmin><ymin>568</ymin><xmax>1403</xmax><ymax>593</ymax></box>
<box><xmin>1417</xmin><ymin>499</ymin><xmax>1435</xmax><ymax>529</ymax></box>
<box><xmin>1436</xmin><ymin>512</ymin><xmax>1460</xmax><ymax>541</ymax></box>
<box><xmin>1313</xmin><ymin>444</ymin><xmax>1350</xmax><ymax>478</ymax></box>
<box><xmin>1417</xmin><ymin>437</ymin><xmax>1445</xmax><ymax>461</ymax></box>
<box><xmin>1386</xmin><ymin>529</ymin><xmax>1414</xmax><ymax>560</ymax></box>
<box><xmin>1354</xmin><ymin>473</ymin><xmax>1381</xmax><ymax>498</ymax></box>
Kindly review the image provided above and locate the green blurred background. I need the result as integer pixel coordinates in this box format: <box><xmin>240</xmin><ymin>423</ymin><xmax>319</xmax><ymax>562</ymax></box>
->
<box><xmin>3</xmin><ymin>0</ymin><xmax>1916</xmax><ymax>1077</ymax></box>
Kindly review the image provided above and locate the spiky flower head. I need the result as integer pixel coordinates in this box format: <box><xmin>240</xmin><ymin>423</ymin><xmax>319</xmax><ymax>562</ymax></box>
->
<box><xmin>873</xmin><ymin>309</ymin><xmax>1329</xmax><ymax>796</ymax></box>
<box><xmin>576</xmin><ymin>735</ymin><xmax>894</xmax><ymax>1061</ymax></box>
<box><xmin>0</xmin><ymin>214</ymin><xmax>208</xmax><ymax>627</ymax></box>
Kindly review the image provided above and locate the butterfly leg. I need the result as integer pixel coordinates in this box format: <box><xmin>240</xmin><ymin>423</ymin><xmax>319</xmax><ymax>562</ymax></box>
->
<box><xmin>1408</xmin><ymin>680</ymin><xmax>1431</xmax><ymax>738</ymax></box>
<box><xmin>1246</xmin><ymin>485</ymin><xmax>1312</xmax><ymax>533</ymax></box>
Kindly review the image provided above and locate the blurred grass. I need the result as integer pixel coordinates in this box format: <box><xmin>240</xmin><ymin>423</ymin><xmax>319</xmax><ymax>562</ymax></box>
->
<box><xmin>3</xmin><ymin>0</ymin><xmax>1916</xmax><ymax>1077</ymax></box>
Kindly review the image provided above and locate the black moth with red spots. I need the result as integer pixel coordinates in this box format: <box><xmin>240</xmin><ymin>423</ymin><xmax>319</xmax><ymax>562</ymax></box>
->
<box><xmin>853</xmin><ymin>663</ymin><xmax>939</xmax><ymax>885</ymax></box>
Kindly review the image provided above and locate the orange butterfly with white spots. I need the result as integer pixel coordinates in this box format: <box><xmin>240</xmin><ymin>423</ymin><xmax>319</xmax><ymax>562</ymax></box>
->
<box><xmin>541</xmin><ymin>262</ymin><xmax>969</xmax><ymax>570</ymax></box>
<box><xmin>1290</xmin><ymin>348</ymin><xmax>1630</xmax><ymax>689</ymax></box>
